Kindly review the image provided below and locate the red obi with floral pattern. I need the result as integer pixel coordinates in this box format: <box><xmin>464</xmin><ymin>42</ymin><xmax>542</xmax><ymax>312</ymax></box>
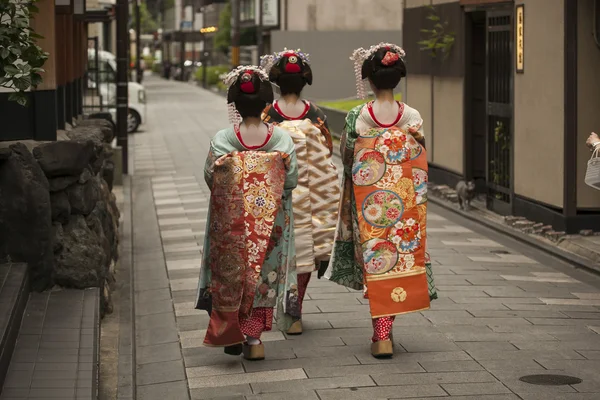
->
<box><xmin>203</xmin><ymin>151</ymin><xmax>289</xmax><ymax>346</ymax></box>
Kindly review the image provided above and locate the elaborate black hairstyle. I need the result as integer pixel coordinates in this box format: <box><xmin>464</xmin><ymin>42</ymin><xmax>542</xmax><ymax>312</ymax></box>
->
<box><xmin>224</xmin><ymin>66</ymin><xmax>274</xmax><ymax>120</ymax></box>
<box><xmin>350</xmin><ymin>43</ymin><xmax>407</xmax><ymax>98</ymax></box>
<box><xmin>361</xmin><ymin>47</ymin><xmax>407</xmax><ymax>90</ymax></box>
<box><xmin>261</xmin><ymin>49</ymin><xmax>312</xmax><ymax>96</ymax></box>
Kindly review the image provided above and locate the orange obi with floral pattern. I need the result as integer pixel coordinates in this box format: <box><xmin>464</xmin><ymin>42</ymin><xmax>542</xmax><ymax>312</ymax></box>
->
<box><xmin>203</xmin><ymin>151</ymin><xmax>288</xmax><ymax>346</ymax></box>
<box><xmin>351</xmin><ymin>126</ymin><xmax>430</xmax><ymax>318</ymax></box>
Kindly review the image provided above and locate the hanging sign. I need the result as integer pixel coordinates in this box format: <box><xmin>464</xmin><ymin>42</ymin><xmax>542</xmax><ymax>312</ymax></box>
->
<box><xmin>255</xmin><ymin>0</ymin><xmax>279</xmax><ymax>27</ymax></box>
<box><xmin>263</xmin><ymin>0</ymin><xmax>279</xmax><ymax>26</ymax></box>
<box><xmin>516</xmin><ymin>4</ymin><xmax>524</xmax><ymax>73</ymax></box>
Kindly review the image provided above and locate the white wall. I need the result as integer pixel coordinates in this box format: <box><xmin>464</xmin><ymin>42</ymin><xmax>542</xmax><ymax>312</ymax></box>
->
<box><xmin>285</xmin><ymin>0</ymin><xmax>403</xmax><ymax>31</ymax></box>
<box><xmin>272</xmin><ymin>30</ymin><xmax>403</xmax><ymax>100</ymax></box>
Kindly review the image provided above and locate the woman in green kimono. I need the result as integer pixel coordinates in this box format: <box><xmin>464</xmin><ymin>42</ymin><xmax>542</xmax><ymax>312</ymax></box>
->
<box><xmin>325</xmin><ymin>43</ymin><xmax>436</xmax><ymax>359</ymax></box>
<box><xmin>195</xmin><ymin>66</ymin><xmax>299</xmax><ymax>361</ymax></box>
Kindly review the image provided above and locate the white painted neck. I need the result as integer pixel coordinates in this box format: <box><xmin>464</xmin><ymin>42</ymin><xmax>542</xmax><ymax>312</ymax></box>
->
<box><xmin>239</xmin><ymin>121</ymin><xmax>270</xmax><ymax>147</ymax></box>
<box><xmin>276</xmin><ymin>95</ymin><xmax>306</xmax><ymax>119</ymax></box>
<box><xmin>371</xmin><ymin>99</ymin><xmax>399</xmax><ymax>125</ymax></box>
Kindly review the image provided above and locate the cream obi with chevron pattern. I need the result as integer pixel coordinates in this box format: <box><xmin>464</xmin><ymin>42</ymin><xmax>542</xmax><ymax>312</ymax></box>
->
<box><xmin>278</xmin><ymin>119</ymin><xmax>341</xmax><ymax>274</ymax></box>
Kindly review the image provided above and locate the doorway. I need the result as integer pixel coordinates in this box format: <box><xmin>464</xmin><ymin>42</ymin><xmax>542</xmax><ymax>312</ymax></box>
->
<box><xmin>464</xmin><ymin>11</ymin><xmax>486</xmax><ymax>192</ymax></box>
<box><xmin>464</xmin><ymin>7</ymin><xmax>514</xmax><ymax>216</ymax></box>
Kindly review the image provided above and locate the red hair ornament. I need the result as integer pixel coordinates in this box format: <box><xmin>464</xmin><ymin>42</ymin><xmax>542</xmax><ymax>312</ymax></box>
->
<box><xmin>382</xmin><ymin>51</ymin><xmax>399</xmax><ymax>66</ymax></box>
<box><xmin>284</xmin><ymin>53</ymin><xmax>301</xmax><ymax>73</ymax></box>
<box><xmin>240</xmin><ymin>71</ymin><xmax>255</xmax><ymax>93</ymax></box>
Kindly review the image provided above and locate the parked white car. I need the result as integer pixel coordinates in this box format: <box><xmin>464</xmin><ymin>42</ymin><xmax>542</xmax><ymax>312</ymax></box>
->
<box><xmin>87</xmin><ymin>49</ymin><xmax>147</xmax><ymax>133</ymax></box>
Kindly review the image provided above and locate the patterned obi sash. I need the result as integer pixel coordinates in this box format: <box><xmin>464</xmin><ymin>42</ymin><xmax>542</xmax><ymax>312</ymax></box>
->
<box><xmin>278</xmin><ymin>119</ymin><xmax>339</xmax><ymax>274</ymax></box>
<box><xmin>203</xmin><ymin>151</ymin><xmax>288</xmax><ymax>346</ymax></box>
<box><xmin>351</xmin><ymin>126</ymin><xmax>430</xmax><ymax>318</ymax></box>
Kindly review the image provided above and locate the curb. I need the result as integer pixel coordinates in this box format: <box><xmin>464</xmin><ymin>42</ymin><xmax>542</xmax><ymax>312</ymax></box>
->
<box><xmin>428</xmin><ymin>195</ymin><xmax>600</xmax><ymax>276</ymax></box>
<box><xmin>116</xmin><ymin>174</ymin><xmax>136</xmax><ymax>399</ymax></box>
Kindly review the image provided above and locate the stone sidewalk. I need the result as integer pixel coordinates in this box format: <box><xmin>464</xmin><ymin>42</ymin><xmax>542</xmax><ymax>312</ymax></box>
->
<box><xmin>124</xmin><ymin>76</ymin><xmax>600</xmax><ymax>400</ymax></box>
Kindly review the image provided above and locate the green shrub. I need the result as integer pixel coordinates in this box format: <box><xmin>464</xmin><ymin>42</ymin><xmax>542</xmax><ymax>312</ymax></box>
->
<box><xmin>216</xmin><ymin>81</ymin><xmax>227</xmax><ymax>92</ymax></box>
<box><xmin>143</xmin><ymin>55</ymin><xmax>155</xmax><ymax>69</ymax></box>
<box><xmin>320</xmin><ymin>93</ymin><xmax>403</xmax><ymax>112</ymax></box>
<box><xmin>194</xmin><ymin>65</ymin><xmax>230</xmax><ymax>86</ymax></box>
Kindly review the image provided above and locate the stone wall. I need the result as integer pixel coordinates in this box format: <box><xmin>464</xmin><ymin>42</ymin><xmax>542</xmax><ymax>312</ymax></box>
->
<box><xmin>0</xmin><ymin>119</ymin><xmax>119</xmax><ymax>313</ymax></box>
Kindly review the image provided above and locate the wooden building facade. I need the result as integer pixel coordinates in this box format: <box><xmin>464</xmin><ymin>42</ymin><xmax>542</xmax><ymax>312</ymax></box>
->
<box><xmin>0</xmin><ymin>0</ymin><xmax>91</xmax><ymax>141</ymax></box>
<box><xmin>403</xmin><ymin>0</ymin><xmax>600</xmax><ymax>234</ymax></box>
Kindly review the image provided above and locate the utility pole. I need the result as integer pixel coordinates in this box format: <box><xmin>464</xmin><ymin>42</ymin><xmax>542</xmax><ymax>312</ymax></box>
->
<box><xmin>135</xmin><ymin>0</ymin><xmax>142</xmax><ymax>83</ymax></box>
<box><xmin>231</xmin><ymin>0</ymin><xmax>240</xmax><ymax>67</ymax></box>
<box><xmin>256</xmin><ymin>0</ymin><xmax>264</xmax><ymax>59</ymax></box>
<box><xmin>179</xmin><ymin>29</ymin><xmax>185</xmax><ymax>81</ymax></box>
<box><xmin>201</xmin><ymin>4</ymin><xmax>208</xmax><ymax>88</ymax></box>
<box><xmin>117</xmin><ymin>0</ymin><xmax>129</xmax><ymax>174</ymax></box>
<box><xmin>191</xmin><ymin>1</ymin><xmax>196</xmax><ymax>63</ymax></box>
<box><xmin>202</xmin><ymin>50</ymin><xmax>209</xmax><ymax>88</ymax></box>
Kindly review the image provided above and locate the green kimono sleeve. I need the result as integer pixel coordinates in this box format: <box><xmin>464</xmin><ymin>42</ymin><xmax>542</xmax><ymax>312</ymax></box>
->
<box><xmin>281</xmin><ymin>134</ymin><xmax>298</xmax><ymax>198</ymax></box>
<box><xmin>340</xmin><ymin>105</ymin><xmax>363</xmax><ymax>175</ymax></box>
<box><xmin>203</xmin><ymin>144</ymin><xmax>220</xmax><ymax>189</ymax></box>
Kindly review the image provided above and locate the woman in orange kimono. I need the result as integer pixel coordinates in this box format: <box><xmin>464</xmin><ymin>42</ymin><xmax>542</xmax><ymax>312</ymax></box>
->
<box><xmin>325</xmin><ymin>43</ymin><xmax>436</xmax><ymax>358</ymax></box>
<box><xmin>195</xmin><ymin>66</ymin><xmax>299</xmax><ymax>361</ymax></box>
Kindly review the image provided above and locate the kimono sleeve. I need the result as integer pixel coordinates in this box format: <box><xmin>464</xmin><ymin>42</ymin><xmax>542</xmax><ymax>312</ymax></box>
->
<box><xmin>322</xmin><ymin>117</ymin><xmax>334</xmax><ymax>155</ymax></box>
<box><xmin>315</xmin><ymin>107</ymin><xmax>334</xmax><ymax>155</ymax></box>
<box><xmin>261</xmin><ymin>104</ymin><xmax>274</xmax><ymax>124</ymax></box>
<box><xmin>406</xmin><ymin>107</ymin><xmax>426</xmax><ymax>149</ymax></box>
<box><xmin>203</xmin><ymin>142</ymin><xmax>221</xmax><ymax>189</ymax></box>
<box><xmin>340</xmin><ymin>105</ymin><xmax>362</xmax><ymax>171</ymax></box>
<box><xmin>283</xmin><ymin>141</ymin><xmax>298</xmax><ymax>192</ymax></box>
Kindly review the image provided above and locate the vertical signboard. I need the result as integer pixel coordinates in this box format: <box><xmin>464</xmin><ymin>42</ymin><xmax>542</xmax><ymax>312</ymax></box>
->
<box><xmin>516</xmin><ymin>4</ymin><xmax>524</xmax><ymax>73</ymax></box>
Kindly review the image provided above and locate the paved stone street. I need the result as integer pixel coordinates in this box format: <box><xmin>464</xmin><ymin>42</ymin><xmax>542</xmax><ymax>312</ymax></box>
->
<box><xmin>125</xmin><ymin>77</ymin><xmax>600</xmax><ymax>400</ymax></box>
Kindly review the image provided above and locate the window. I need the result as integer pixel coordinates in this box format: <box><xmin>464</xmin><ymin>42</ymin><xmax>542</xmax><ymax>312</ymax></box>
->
<box><xmin>87</xmin><ymin>58</ymin><xmax>116</xmax><ymax>86</ymax></box>
<box><xmin>240</xmin><ymin>0</ymin><xmax>255</xmax><ymax>22</ymax></box>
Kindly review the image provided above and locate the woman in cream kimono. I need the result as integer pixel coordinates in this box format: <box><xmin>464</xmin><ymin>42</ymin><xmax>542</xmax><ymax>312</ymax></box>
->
<box><xmin>260</xmin><ymin>49</ymin><xmax>340</xmax><ymax>335</ymax></box>
<box><xmin>325</xmin><ymin>43</ymin><xmax>436</xmax><ymax>358</ymax></box>
<box><xmin>195</xmin><ymin>66</ymin><xmax>299</xmax><ymax>361</ymax></box>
